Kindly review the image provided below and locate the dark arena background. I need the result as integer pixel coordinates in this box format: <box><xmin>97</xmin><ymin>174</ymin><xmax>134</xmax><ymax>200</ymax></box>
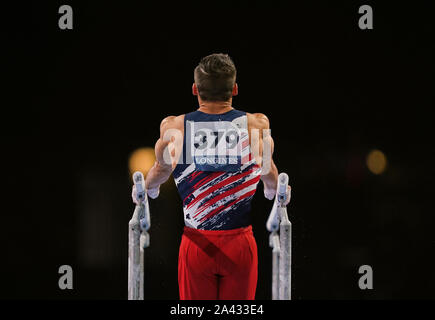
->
<box><xmin>2</xmin><ymin>0</ymin><xmax>435</xmax><ymax>300</ymax></box>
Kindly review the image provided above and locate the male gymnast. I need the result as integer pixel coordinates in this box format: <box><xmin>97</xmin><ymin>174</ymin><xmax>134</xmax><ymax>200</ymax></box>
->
<box><xmin>132</xmin><ymin>53</ymin><xmax>291</xmax><ymax>300</ymax></box>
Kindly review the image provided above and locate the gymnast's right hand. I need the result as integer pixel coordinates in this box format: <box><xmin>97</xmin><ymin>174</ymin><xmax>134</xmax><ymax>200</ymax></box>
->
<box><xmin>131</xmin><ymin>184</ymin><xmax>160</xmax><ymax>204</ymax></box>
<box><xmin>264</xmin><ymin>185</ymin><xmax>291</xmax><ymax>206</ymax></box>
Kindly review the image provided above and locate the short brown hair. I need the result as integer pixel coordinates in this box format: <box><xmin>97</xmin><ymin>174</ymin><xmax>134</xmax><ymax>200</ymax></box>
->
<box><xmin>194</xmin><ymin>53</ymin><xmax>236</xmax><ymax>102</ymax></box>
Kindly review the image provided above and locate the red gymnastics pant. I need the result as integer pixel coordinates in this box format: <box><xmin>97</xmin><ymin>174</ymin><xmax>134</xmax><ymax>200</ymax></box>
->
<box><xmin>178</xmin><ymin>225</ymin><xmax>258</xmax><ymax>300</ymax></box>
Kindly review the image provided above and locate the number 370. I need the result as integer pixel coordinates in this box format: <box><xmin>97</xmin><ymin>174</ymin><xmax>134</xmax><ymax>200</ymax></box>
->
<box><xmin>194</xmin><ymin>129</ymin><xmax>240</xmax><ymax>150</ymax></box>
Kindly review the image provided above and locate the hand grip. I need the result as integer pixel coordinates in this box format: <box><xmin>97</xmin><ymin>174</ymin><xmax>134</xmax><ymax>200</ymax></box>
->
<box><xmin>266</xmin><ymin>172</ymin><xmax>289</xmax><ymax>232</ymax></box>
<box><xmin>277</xmin><ymin>173</ymin><xmax>289</xmax><ymax>203</ymax></box>
<box><xmin>133</xmin><ymin>171</ymin><xmax>146</xmax><ymax>203</ymax></box>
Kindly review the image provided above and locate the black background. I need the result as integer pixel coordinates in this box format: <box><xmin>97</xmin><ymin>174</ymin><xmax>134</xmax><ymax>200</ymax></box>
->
<box><xmin>2</xmin><ymin>0</ymin><xmax>434</xmax><ymax>299</ymax></box>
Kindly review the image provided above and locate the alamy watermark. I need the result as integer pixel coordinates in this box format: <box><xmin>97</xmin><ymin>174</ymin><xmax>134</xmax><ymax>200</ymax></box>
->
<box><xmin>58</xmin><ymin>265</ymin><xmax>73</xmax><ymax>290</ymax></box>
<box><xmin>358</xmin><ymin>265</ymin><xmax>373</xmax><ymax>290</ymax></box>
<box><xmin>358</xmin><ymin>5</ymin><xmax>373</xmax><ymax>30</ymax></box>
<box><xmin>58</xmin><ymin>5</ymin><xmax>73</xmax><ymax>30</ymax></box>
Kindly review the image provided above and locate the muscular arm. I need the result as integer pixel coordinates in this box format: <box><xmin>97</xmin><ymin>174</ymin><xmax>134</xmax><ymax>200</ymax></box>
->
<box><xmin>248</xmin><ymin>113</ymin><xmax>279</xmax><ymax>199</ymax></box>
<box><xmin>145</xmin><ymin>139</ymin><xmax>172</xmax><ymax>191</ymax></box>
<box><xmin>261</xmin><ymin>138</ymin><xmax>279</xmax><ymax>194</ymax></box>
<box><xmin>258</xmin><ymin>114</ymin><xmax>279</xmax><ymax>197</ymax></box>
<box><xmin>145</xmin><ymin>115</ymin><xmax>184</xmax><ymax>195</ymax></box>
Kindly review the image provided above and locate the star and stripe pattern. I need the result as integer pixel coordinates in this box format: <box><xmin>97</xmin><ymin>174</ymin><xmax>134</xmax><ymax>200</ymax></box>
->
<box><xmin>173</xmin><ymin>110</ymin><xmax>262</xmax><ymax>230</ymax></box>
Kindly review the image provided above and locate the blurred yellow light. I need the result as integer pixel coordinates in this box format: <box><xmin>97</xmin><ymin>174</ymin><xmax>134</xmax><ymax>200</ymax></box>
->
<box><xmin>129</xmin><ymin>147</ymin><xmax>156</xmax><ymax>176</ymax></box>
<box><xmin>366</xmin><ymin>149</ymin><xmax>387</xmax><ymax>175</ymax></box>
